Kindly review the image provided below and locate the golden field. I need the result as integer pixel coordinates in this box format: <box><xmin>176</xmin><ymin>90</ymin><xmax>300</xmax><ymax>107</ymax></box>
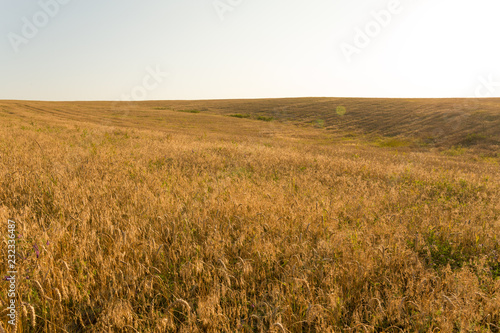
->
<box><xmin>0</xmin><ymin>98</ymin><xmax>499</xmax><ymax>332</ymax></box>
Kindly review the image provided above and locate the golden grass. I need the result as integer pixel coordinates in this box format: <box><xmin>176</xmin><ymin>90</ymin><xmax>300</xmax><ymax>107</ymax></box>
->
<box><xmin>0</xmin><ymin>99</ymin><xmax>499</xmax><ymax>332</ymax></box>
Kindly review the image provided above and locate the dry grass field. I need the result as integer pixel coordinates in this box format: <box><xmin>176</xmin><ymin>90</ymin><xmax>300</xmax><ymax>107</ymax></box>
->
<box><xmin>0</xmin><ymin>98</ymin><xmax>499</xmax><ymax>332</ymax></box>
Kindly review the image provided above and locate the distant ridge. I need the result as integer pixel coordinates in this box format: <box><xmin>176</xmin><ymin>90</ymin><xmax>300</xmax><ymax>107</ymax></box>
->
<box><xmin>1</xmin><ymin>97</ymin><xmax>499</xmax><ymax>152</ymax></box>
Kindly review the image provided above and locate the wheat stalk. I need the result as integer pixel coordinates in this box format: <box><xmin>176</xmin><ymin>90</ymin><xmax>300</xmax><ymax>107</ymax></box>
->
<box><xmin>28</xmin><ymin>304</ymin><xmax>36</xmax><ymax>327</ymax></box>
<box><xmin>169</xmin><ymin>298</ymin><xmax>191</xmax><ymax>312</ymax></box>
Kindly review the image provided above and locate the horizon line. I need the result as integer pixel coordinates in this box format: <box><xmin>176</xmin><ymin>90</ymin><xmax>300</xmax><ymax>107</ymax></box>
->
<box><xmin>2</xmin><ymin>96</ymin><xmax>499</xmax><ymax>103</ymax></box>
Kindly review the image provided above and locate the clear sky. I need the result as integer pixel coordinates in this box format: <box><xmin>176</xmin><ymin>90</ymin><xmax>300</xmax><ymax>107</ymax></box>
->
<box><xmin>1</xmin><ymin>0</ymin><xmax>499</xmax><ymax>101</ymax></box>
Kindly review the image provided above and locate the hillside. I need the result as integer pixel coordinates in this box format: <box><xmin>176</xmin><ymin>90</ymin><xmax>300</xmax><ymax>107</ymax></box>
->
<box><xmin>0</xmin><ymin>99</ymin><xmax>499</xmax><ymax>332</ymax></box>
<box><xmin>2</xmin><ymin>97</ymin><xmax>498</xmax><ymax>153</ymax></box>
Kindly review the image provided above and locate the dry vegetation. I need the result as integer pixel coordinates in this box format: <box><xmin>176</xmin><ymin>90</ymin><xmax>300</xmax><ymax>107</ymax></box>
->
<box><xmin>0</xmin><ymin>98</ymin><xmax>499</xmax><ymax>332</ymax></box>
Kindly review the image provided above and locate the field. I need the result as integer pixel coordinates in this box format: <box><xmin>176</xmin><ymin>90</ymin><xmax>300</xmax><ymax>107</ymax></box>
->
<box><xmin>0</xmin><ymin>98</ymin><xmax>499</xmax><ymax>332</ymax></box>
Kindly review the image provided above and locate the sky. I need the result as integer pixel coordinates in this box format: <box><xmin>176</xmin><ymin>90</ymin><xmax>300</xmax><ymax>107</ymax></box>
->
<box><xmin>1</xmin><ymin>0</ymin><xmax>499</xmax><ymax>101</ymax></box>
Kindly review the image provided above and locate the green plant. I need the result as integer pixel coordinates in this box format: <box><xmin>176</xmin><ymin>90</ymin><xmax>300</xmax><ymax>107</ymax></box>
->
<box><xmin>228</xmin><ymin>114</ymin><xmax>251</xmax><ymax>119</ymax></box>
<box><xmin>177</xmin><ymin>109</ymin><xmax>200</xmax><ymax>113</ymax></box>
<box><xmin>256</xmin><ymin>115</ymin><xmax>273</xmax><ymax>121</ymax></box>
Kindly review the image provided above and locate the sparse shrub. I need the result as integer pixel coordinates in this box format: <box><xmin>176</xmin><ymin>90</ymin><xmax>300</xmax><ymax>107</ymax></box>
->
<box><xmin>377</xmin><ymin>137</ymin><xmax>410</xmax><ymax>148</ymax></box>
<box><xmin>256</xmin><ymin>115</ymin><xmax>273</xmax><ymax>121</ymax></box>
<box><xmin>229</xmin><ymin>114</ymin><xmax>251</xmax><ymax>119</ymax></box>
<box><xmin>442</xmin><ymin>146</ymin><xmax>466</xmax><ymax>156</ymax></box>
<box><xmin>461</xmin><ymin>132</ymin><xmax>487</xmax><ymax>146</ymax></box>
<box><xmin>314</xmin><ymin>119</ymin><xmax>325</xmax><ymax>128</ymax></box>
<box><xmin>177</xmin><ymin>109</ymin><xmax>200</xmax><ymax>113</ymax></box>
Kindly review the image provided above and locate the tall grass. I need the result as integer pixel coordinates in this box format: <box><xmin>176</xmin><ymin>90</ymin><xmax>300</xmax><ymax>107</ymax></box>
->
<box><xmin>0</xmin><ymin>101</ymin><xmax>499</xmax><ymax>332</ymax></box>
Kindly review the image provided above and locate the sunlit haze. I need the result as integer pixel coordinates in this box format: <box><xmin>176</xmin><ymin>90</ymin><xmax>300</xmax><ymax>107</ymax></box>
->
<box><xmin>1</xmin><ymin>0</ymin><xmax>499</xmax><ymax>101</ymax></box>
